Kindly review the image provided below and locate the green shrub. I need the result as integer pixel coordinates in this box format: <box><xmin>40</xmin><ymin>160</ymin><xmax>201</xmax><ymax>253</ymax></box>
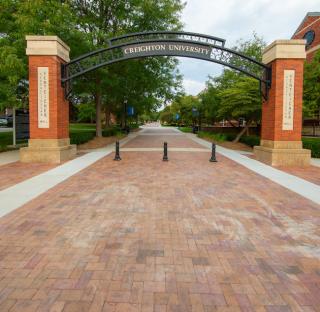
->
<box><xmin>239</xmin><ymin>135</ymin><xmax>260</xmax><ymax>147</ymax></box>
<box><xmin>225</xmin><ymin>133</ymin><xmax>237</xmax><ymax>141</ymax></box>
<box><xmin>0</xmin><ymin>132</ymin><xmax>13</xmax><ymax>151</ymax></box>
<box><xmin>70</xmin><ymin>131</ymin><xmax>95</xmax><ymax>145</ymax></box>
<box><xmin>302</xmin><ymin>138</ymin><xmax>320</xmax><ymax>158</ymax></box>
<box><xmin>0</xmin><ymin>131</ymin><xmax>27</xmax><ymax>152</ymax></box>
<box><xmin>198</xmin><ymin>131</ymin><xmax>228</xmax><ymax>142</ymax></box>
<box><xmin>129</xmin><ymin>123</ymin><xmax>140</xmax><ymax>129</ymax></box>
<box><xmin>102</xmin><ymin>128</ymin><xmax>118</xmax><ymax>137</ymax></box>
<box><xmin>197</xmin><ymin>131</ymin><xmax>260</xmax><ymax>147</ymax></box>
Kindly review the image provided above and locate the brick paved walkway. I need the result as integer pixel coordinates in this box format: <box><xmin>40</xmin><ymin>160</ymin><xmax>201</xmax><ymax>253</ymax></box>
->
<box><xmin>0</xmin><ymin>127</ymin><xmax>319</xmax><ymax>312</ymax></box>
<box><xmin>0</xmin><ymin>162</ymin><xmax>57</xmax><ymax>191</ymax></box>
<box><xmin>278</xmin><ymin>166</ymin><xmax>320</xmax><ymax>186</ymax></box>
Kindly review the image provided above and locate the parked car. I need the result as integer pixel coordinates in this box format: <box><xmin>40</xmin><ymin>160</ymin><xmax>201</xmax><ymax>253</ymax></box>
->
<box><xmin>0</xmin><ymin>115</ymin><xmax>13</xmax><ymax>127</ymax></box>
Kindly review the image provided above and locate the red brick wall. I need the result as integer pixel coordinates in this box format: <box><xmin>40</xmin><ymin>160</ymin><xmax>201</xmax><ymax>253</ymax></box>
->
<box><xmin>292</xmin><ymin>16</ymin><xmax>320</xmax><ymax>62</ymax></box>
<box><xmin>261</xmin><ymin>59</ymin><xmax>304</xmax><ymax>141</ymax></box>
<box><xmin>29</xmin><ymin>55</ymin><xmax>69</xmax><ymax>139</ymax></box>
<box><xmin>306</xmin><ymin>50</ymin><xmax>318</xmax><ymax>62</ymax></box>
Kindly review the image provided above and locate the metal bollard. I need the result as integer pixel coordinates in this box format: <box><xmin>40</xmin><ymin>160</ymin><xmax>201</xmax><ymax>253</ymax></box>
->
<box><xmin>114</xmin><ymin>141</ymin><xmax>121</xmax><ymax>161</ymax></box>
<box><xmin>209</xmin><ymin>143</ymin><xmax>217</xmax><ymax>162</ymax></box>
<box><xmin>163</xmin><ymin>142</ymin><xmax>168</xmax><ymax>161</ymax></box>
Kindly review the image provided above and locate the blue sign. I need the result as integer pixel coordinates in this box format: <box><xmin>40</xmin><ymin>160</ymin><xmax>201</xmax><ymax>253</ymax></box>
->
<box><xmin>175</xmin><ymin>113</ymin><xmax>180</xmax><ymax>120</ymax></box>
<box><xmin>127</xmin><ymin>106</ymin><xmax>134</xmax><ymax>116</ymax></box>
<box><xmin>192</xmin><ymin>107</ymin><xmax>199</xmax><ymax>117</ymax></box>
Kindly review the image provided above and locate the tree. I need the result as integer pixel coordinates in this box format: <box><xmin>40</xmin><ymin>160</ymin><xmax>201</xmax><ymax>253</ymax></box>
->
<box><xmin>159</xmin><ymin>106</ymin><xmax>174</xmax><ymax>125</ymax></box>
<box><xmin>0</xmin><ymin>0</ymin><xmax>89</xmax><ymax>110</ymax></box>
<box><xmin>199</xmin><ymin>33</ymin><xmax>266</xmax><ymax>141</ymax></box>
<box><xmin>69</xmin><ymin>0</ymin><xmax>184</xmax><ymax>136</ymax></box>
<box><xmin>0</xmin><ymin>0</ymin><xmax>184</xmax><ymax>138</ymax></box>
<box><xmin>161</xmin><ymin>94</ymin><xmax>200</xmax><ymax>126</ymax></box>
<box><xmin>303</xmin><ymin>50</ymin><xmax>320</xmax><ymax>120</ymax></box>
<box><xmin>218</xmin><ymin>77</ymin><xmax>261</xmax><ymax>141</ymax></box>
<box><xmin>77</xmin><ymin>103</ymin><xmax>96</xmax><ymax>123</ymax></box>
<box><xmin>199</xmin><ymin>80</ymin><xmax>221</xmax><ymax>125</ymax></box>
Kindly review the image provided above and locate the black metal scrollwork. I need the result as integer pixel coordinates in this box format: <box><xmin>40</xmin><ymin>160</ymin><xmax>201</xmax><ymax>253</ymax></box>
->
<box><xmin>61</xmin><ymin>31</ymin><xmax>271</xmax><ymax>100</ymax></box>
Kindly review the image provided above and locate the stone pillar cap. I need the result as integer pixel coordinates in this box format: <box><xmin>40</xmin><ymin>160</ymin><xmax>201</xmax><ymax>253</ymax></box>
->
<box><xmin>262</xmin><ymin>39</ymin><xmax>306</xmax><ymax>64</ymax></box>
<box><xmin>26</xmin><ymin>35</ymin><xmax>70</xmax><ymax>62</ymax></box>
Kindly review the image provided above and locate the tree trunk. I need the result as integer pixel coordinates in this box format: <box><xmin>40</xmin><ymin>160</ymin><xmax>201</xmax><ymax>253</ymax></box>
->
<box><xmin>104</xmin><ymin>105</ymin><xmax>111</xmax><ymax>128</ymax></box>
<box><xmin>246</xmin><ymin>123</ymin><xmax>249</xmax><ymax>136</ymax></box>
<box><xmin>233</xmin><ymin>121</ymin><xmax>251</xmax><ymax>143</ymax></box>
<box><xmin>121</xmin><ymin>110</ymin><xmax>125</xmax><ymax>128</ymax></box>
<box><xmin>95</xmin><ymin>78</ymin><xmax>102</xmax><ymax>137</ymax></box>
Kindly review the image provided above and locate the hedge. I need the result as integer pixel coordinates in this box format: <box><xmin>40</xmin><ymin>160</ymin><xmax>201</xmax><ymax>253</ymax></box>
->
<box><xmin>102</xmin><ymin>128</ymin><xmax>118</xmax><ymax>137</ymax></box>
<box><xmin>198</xmin><ymin>131</ymin><xmax>229</xmax><ymax>142</ymax></box>
<box><xmin>239</xmin><ymin>135</ymin><xmax>260</xmax><ymax>147</ymax></box>
<box><xmin>69</xmin><ymin>127</ymin><xmax>124</xmax><ymax>145</ymax></box>
<box><xmin>197</xmin><ymin>131</ymin><xmax>320</xmax><ymax>158</ymax></box>
<box><xmin>70</xmin><ymin>131</ymin><xmax>95</xmax><ymax>145</ymax></box>
<box><xmin>302</xmin><ymin>138</ymin><xmax>320</xmax><ymax>158</ymax></box>
<box><xmin>236</xmin><ymin>136</ymin><xmax>320</xmax><ymax>157</ymax></box>
<box><xmin>0</xmin><ymin>132</ymin><xmax>13</xmax><ymax>152</ymax></box>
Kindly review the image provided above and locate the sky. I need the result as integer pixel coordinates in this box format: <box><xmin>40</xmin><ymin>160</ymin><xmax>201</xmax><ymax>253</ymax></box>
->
<box><xmin>179</xmin><ymin>0</ymin><xmax>319</xmax><ymax>95</ymax></box>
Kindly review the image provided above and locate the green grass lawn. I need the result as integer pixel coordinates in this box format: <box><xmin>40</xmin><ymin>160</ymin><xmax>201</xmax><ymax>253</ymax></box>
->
<box><xmin>69</xmin><ymin>123</ymin><xmax>96</xmax><ymax>132</ymax></box>
<box><xmin>178</xmin><ymin>126</ymin><xmax>192</xmax><ymax>133</ymax></box>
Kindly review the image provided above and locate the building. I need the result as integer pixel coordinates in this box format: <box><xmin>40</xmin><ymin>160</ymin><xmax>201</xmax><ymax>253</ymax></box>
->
<box><xmin>292</xmin><ymin>12</ymin><xmax>320</xmax><ymax>62</ymax></box>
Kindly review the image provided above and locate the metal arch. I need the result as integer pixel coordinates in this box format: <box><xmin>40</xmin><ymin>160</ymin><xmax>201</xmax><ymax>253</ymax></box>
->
<box><xmin>109</xmin><ymin>31</ymin><xmax>226</xmax><ymax>47</ymax></box>
<box><xmin>61</xmin><ymin>31</ymin><xmax>271</xmax><ymax>99</ymax></box>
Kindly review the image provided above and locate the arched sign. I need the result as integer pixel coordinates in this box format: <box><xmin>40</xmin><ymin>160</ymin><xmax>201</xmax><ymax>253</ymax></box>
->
<box><xmin>61</xmin><ymin>31</ymin><xmax>271</xmax><ymax>99</ymax></box>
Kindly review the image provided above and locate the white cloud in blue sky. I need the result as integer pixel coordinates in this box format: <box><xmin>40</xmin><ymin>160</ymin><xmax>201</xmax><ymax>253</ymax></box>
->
<box><xmin>180</xmin><ymin>0</ymin><xmax>319</xmax><ymax>95</ymax></box>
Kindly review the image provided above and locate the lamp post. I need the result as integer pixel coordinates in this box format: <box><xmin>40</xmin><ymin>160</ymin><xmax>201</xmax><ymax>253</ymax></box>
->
<box><xmin>192</xmin><ymin>107</ymin><xmax>199</xmax><ymax>133</ymax></box>
<box><xmin>124</xmin><ymin>99</ymin><xmax>128</xmax><ymax>130</ymax></box>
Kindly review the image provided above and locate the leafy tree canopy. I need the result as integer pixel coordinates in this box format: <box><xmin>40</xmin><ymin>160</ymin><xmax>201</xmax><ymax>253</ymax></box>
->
<box><xmin>303</xmin><ymin>50</ymin><xmax>320</xmax><ymax>119</ymax></box>
<box><xmin>0</xmin><ymin>0</ymin><xmax>184</xmax><ymax>136</ymax></box>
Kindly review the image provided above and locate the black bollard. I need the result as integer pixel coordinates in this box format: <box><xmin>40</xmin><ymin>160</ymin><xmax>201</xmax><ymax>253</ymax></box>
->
<box><xmin>163</xmin><ymin>142</ymin><xmax>168</xmax><ymax>161</ymax></box>
<box><xmin>114</xmin><ymin>141</ymin><xmax>121</xmax><ymax>161</ymax></box>
<box><xmin>209</xmin><ymin>143</ymin><xmax>217</xmax><ymax>162</ymax></box>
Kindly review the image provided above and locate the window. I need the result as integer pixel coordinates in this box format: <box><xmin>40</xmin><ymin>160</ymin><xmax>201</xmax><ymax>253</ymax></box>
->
<box><xmin>303</xmin><ymin>30</ymin><xmax>315</xmax><ymax>47</ymax></box>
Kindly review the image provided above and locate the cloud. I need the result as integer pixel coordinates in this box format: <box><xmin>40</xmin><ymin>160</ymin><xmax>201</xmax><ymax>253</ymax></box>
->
<box><xmin>179</xmin><ymin>0</ymin><xmax>319</xmax><ymax>93</ymax></box>
<box><xmin>183</xmin><ymin>79</ymin><xmax>206</xmax><ymax>95</ymax></box>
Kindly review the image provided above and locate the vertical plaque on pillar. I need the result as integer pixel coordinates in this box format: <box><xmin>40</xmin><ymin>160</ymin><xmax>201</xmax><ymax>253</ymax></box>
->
<box><xmin>38</xmin><ymin>67</ymin><xmax>49</xmax><ymax>128</ymax></box>
<box><xmin>282</xmin><ymin>70</ymin><xmax>295</xmax><ymax>131</ymax></box>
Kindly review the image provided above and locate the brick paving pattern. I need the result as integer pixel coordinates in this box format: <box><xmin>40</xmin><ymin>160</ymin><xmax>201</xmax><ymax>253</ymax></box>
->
<box><xmin>278</xmin><ymin>166</ymin><xmax>320</xmax><ymax>186</ymax></box>
<box><xmin>0</xmin><ymin>128</ymin><xmax>319</xmax><ymax>311</ymax></box>
<box><xmin>123</xmin><ymin>134</ymin><xmax>203</xmax><ymax>149</ymax></box>
<box><xmin>248</xmin><ymin>155</ymin><xmax>320</xmax><ymax>186</ymax></box>
<box><xmin>0</xmin><ymin>162</ymin><xmax>57</xmax><ymax>191</ymax></box>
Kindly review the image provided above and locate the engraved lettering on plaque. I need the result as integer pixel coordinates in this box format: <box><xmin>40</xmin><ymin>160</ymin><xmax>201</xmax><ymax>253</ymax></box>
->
<box><xmin>38</xmin><ymin>67</ymin><xmax>49</xmax><ymax>128</ymax></box>
<box><xmin>282</xmin><ymin>70</ymin><xmax>295</xmax><ymax>131</ymax></box>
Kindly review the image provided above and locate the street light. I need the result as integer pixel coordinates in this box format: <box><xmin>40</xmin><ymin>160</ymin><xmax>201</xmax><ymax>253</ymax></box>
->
<box><xmin>124</xmin><ymin>99</ymin><xmax>128</xmax><ymax>131</ymax></box>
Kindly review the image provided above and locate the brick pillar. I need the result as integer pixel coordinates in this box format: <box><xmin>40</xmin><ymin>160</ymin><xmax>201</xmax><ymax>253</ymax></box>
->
<box><xmin>20</xmin><ymin>36</ymin><xmax>76</xmax><ymax>163</ymax></box>
<box><xmin>254</xmin><ymin>40</ymin><xmax>311</xmax><ymax>167</ymax></box>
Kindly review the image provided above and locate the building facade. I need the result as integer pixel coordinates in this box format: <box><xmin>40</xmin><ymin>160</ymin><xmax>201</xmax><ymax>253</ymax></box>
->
<box><xmin>292</xmin><ymin>12</ymin><xmax>320</xmax><ymax>62</ymax></box>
